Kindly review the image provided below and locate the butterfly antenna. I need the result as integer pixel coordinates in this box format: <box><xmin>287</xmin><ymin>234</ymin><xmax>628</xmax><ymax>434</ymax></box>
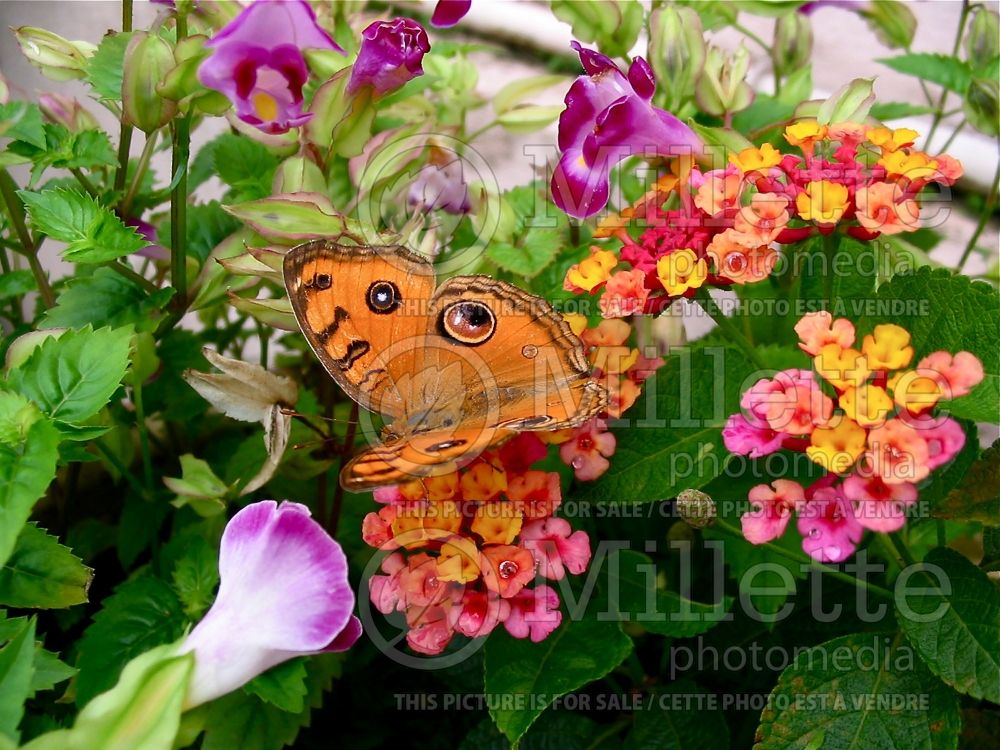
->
<box><xmin>280</xmin><ymin>407</ymin><xmax>362</xmax><ymax>427</ymax></box>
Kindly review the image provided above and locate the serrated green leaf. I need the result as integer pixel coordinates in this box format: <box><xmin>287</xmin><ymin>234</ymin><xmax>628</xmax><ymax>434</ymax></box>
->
<box><xmin>877</xmin><ymin>52</ymin><xmax>973</xmax><ymax>94</ymax></box>
<box><xmin>212</xmin><ymin>134</ymin><xmax>278</xmax><ymax>200</ymax></box>
<box><xmin>0</xmin><ymin>419</ymin><xmax>59</xmax><ymax>570</ymax></box>
<box><xmin>0</xmin><ymin>523</ymin><xmax>91</xmax><ymax>609</ymax></box>
<box><xmin>85</xmin><ymin>32</ymin><xmax>133</xmax><ymax>101</ymax></box>
<box><xmin>18</xmin><ymin>188</ymin><xmax>146</xmax><ymax>263</ymax></box>
<box><xmin>0</xmin><ymin>617</ymin><xmax>35</xmax><ymax>742</ymax></box>
<box><xmin>0</xmin><ymin>102</ymin><xmax>45</xmax><ymax>149</ymax></box>
<box><xmin>242</xmin><ymin>659</ymin><xmax>308</xmax><ymax>714</ymax></box>
<box><xmin>0</xmin><ymin>391</ymin><xmax>43</xmax><ymax>448</ymax></box>
<box><xmin>40</xmin><ymin>267</ymin><xmax>171</xmax><ymax>331</ymax></box>
<box><xmin>8</xmin><ymin>325</ymin><xmax>133</xmax><ymax>425</ymax></box>
<box><xmin>75</xmin><ymin>577</ymin><xmax>186</xmax><ymax>706</ymax></box>
<box><xmin>933</xmin><ymin>439</ymin><xmax>999</xmax><ymax>525</ymax></box>
<box><xmin>169</xmin><ymin>534</ymin><xmax>219</xmax><ymax>619</ymax></box>
<box><xmin>755</xmin><ymin>632</ymin><xmax>961</xmax><ymax>750</ymax></box>
<box><xmin>897</xmin><ymin>547</ymin><xmax>1000</xmax><ymax>702</ymax></box>
<box><xmin>483</xmin><ymin>618</ymin><xmax>632</xmax><ymax>744</ymax></box>
<box><xmin>486</xmin><ymin>227</ymin><xmax>562</xmax><ymax>279</ymax></box>
<box><xmin>575</xmin><ymin>346</ymin><xmax>756</xmax><ymax>502</ymax></box>
<box><xmin>0</xmin><ymin>271</ymin><xmax>35</xmax><ymax>302</ymax></box>
<box><xmin>624</xmin><ymin>681</ymin><xmax>729</xmax><ymax>750</ymax></box>
<box><xmin>30</xmin><ymin>646</ymin><xmax>75</xmax><ymax>696</ymax></box>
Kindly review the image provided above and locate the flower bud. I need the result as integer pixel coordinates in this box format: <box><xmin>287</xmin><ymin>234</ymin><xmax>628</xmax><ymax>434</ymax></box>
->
<box><xmin>13</xmin><ymin>26</ymin><xmax>95</xmax><ymax>81</ymax></box>
<box><xmin>675</xmin><ymin>489</ymin><xmax>716</xmax><ymax>528</ymax></box>
<box><xmin>774</xmin><ymin>13</ymin><xmax>813</xmax><ymax>76</ymax></box>
<box><xmin>696</xmin><ymin>45</ymin><xmax>754</xmax><ymax>118</ymax></box>
<box><xmin>272</xmin><ymin>155</ymin><xmax>327</xmax><ymax>194</ymax></box>
<box><xmin>123</xmin><ymin>32</ymin><xmax>178</xmax><ymax>133</ymax></box>
<box><xmin>964</xmin><ymin>76</ymin><xmax>1000</xmax><ymax>137</ymax></box>
<box><xmin>647</xmin><ymin>5</ymin><xmax>705</xmax><ymax>114</ymax></box>
<box><xmin>965</xmin><ymin>7</ymin><xmax>1000</xmax><ymax>71</ymax></box>
<box><xmin>38</xmin><ymin>93</ymin><xmax>99</xmax><ymax>133</ymax></box>
<box><xmin>347</xmin><ymin>18</ymin><xmax>430</xmax><ymax>96</ymax></box>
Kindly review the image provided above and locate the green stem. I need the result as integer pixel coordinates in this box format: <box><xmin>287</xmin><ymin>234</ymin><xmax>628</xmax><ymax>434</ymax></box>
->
<box><xmin>958</xmin><ymin>158</ymin><xmax>1000</xmax><ymax>270</ymax></box>
<box><xmin>925</xmin><ymin>0</ymin><xmax>970</xmax><ymax>147</ymax></box>
<box><xmin>120</xmin><ymin>130</ymin><xmax>158</xmax><ymax>217</ymax></box>
<box><xmin>938</xmin><ymin>120</ymin><xmax>966</xmax><ymax>153</ymax></box>
<box><xmin>169</xmin><ymin>112</ymin><xmax>191</xmax><ymax>316</ymax></box>
<box><xmin>329</xmin><ymin>401</ymin><xmax>359</xmax><ymax>537</ymax></box>
<box><xmin>693</xmin><ymin>287</ymin><xmax>767</xmax><ymax>370</ymax></box>
<box><xmin>257</xmin><ymin>320</ymin><xmax>270</xmax><ymax>368</ymax></box>
<box><xmin>113</xmin><ymin>0</ymin><xmax>134</xmax><ymax>197</ymax></box>
<box><xmin>822</xmin><ymin>231</ymin><xmax>840</xmax><ymax>306</ymax></box>
<box><xmin>733</xmin><ymin>22</ymin><xmax>771</xmax><ymax>56</ymax></box>
<box><xmin>94</xmin><ymin>440</ymin><xmax>150</xmax><ymax>500</ymax></box>
<box><xmin>714</xmin><ymin>519</ymin><xmax>895</xmax><ymax>600</ymax></box>
<box><xmin>133</xmin><ymin>379</ymin><xmax>155</xmax><ymax>494</ymax></box>
<box><xmin>69</xmin><ymin>168</ymin><xmax>99</xmax><ymax>197</ymax></box>
<box><xmin>466</xmin><ymin>119</ymin><xmax>499</xmax><ymax>142</ymax></box>
<box><xmin>0</xmin><ymin>168</ymin><xmax>55</xmax><ymax>308</ymax></box>
<box><xmin>106</xmin><ymin>259</ymin><xmax>159</xmax><ymax>295</ymax></box>
<box><xmin>887</xmin><ymin>531</ymin><xmax>919</xmax><ymax>568</ymax></box>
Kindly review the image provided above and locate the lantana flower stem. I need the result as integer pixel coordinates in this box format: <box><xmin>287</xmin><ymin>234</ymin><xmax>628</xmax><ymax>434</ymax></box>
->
<box><xmin>693</xmin><ymin>287</ymin><xmax>767</xmax><ymax>370</ymax></box>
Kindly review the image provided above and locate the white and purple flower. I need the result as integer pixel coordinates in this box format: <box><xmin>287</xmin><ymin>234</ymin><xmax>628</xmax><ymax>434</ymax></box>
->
<box><xmin>197</xmin><ymin>0</ymin><xmax>344</xmax><ymax>134</ymax></box>
<box><xmin>550</xmin><ymin>42</ymin><xmax>701</xmax><ymax>218</ymax></box>
<box><xmin>348</xmin><ymin>18</ymin><xmax>430</xmax><ymax>96</ymax></box>
<box><xmin>180</xmin><ymin>501</ymin><xmax>360</xmax><ymax>708</ymax></box>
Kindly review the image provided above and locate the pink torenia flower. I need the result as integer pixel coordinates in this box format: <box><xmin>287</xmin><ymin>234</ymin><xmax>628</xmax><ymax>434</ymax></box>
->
<box><xmin>551</xmin><ymin>42</ymin><xmax>701</xmax><ymax>218</ymax></box>
<box><xmin>917</xmin><ymin>350</ymin><xmax>985</xmax><ymax>399</ymax></box>
<box><xmin>348</xmin><ymin>18</ymin><xmax>430</xmax><ymax>96</ymax></box>
<box><xmin>180</xmin><ymin>501</ymin><xmax>360</xmax><ymax>708</ymax></box>
<box><xmin>842</xmin><ymin>473</ymin><xmax>917</xmax><ymax>532</ymax></box>
<box><xmin>431</xmin><ymin>0</ymin><xmax>472</xmax><ymax>27</ymax></box>
<box><xmin>520</xmin><ymin>518</ymin><xmax>592</xmax><ymax>580</ymax></box>
<box><xmin>722</xmin><ymin>413</ymin><xmax>787</xmax><ymax>458</ymax></box>
<box><xmin>560</xmin><ymin>419</ymin><xmax>616</xmax><ymax>481</ymax></box>
<box><xmin>504</xmin><ymin>585</ymin><xmax>563</xmax><ymax>642</ymax></box>
<box><xmin>742</xmin><ymin>479</ymin><xmax>805</xmax><ymax>544</ymax></box>
<box><xmin>797</xmin><ymin>487</ymin><xmax>863</xmax><ymax>563</ymax></box>
<box><xmin>198</xmin><ymin>0</ymin><xmax>344</xmax><ymax>134</ymax></box>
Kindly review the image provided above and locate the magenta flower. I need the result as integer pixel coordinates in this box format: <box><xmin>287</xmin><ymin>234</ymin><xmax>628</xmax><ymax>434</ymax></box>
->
<box><xmin>503</xmin><ymin>585</ymin><xmax>562</xmax><ymax>642</ymax></box>
<box><xmin>520</xmin><ymin>518</ymin><xmax>591</xmax><ymax>580</ymax></box>
<box><xmin>348</xmin><ymin>18</ymin><xmax>430</xmax><ymax>96</ymax></box>
<box><xmin>431</xmin><ymin>0</ymin><xmax>472</xmax><ymax>27</ymax></box>
<box><xmin>551</xmin><ymin>42</ymin><xmax>701</xmax><ymax>218</ymax></box>
<box><xmin>197</xmin><ymin>0</ymin><xmax>344</xmax><ymax>134</ymax></box>
<box><xmin>180</xmin><ymin>501</ymin><xmax>360</xmax><ymax>708</ymax></box>
<box><xmin>722</xmin><ymin>413</ymin><xmax>787</xmax><ymax>458</ymax></box>
<box><xmin>797</xmin><ymin>488</ymin><xmax>863</xmax><ymax>563</ymax></box>
<box><xmin>842</xmin><ymin>473</ymin><xmax>917</xmax><ymax>533</ymax></box>
<box><xmin>741</xmin><ymin>479</ymin><xmax>805</xmax><ymax>545</ymax></box>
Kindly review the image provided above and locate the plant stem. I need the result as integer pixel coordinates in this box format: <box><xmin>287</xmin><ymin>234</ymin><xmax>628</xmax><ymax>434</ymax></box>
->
<box><xmin>257</xmin><ymin>320</ymin><xmax>269</xmax><ymax>367</ymax></box>
<box><xmin>693</xmin><ymin>287</ymin><xmax>767</xmax><ymax>370</ymax></box>
<box><xmin>113</xmin><ymin>0</ymin><xmax>134</xmax><ymax>197</ymax></box>
<box><xmin>958</xmin><ymin>158</ymin><xmax>1000</xmax><ymax>270</ymax></box>
<box><xmin>714</xmin><ymin>519</ymin><xmax>895</xmax><ymax>600</ymax></box>
<box><xmin>120</xmin><ymin>130</ymin><xmax>159</xmax><ymax>217</ymax></box>
<box><xmin>925</xmin><ymin>0</ymin><xmax>970</xmax><ymax>148</ymax></box>
<box><xmin>107</xmin><ymin>259</ymin><xmax>159</xmax><ymax>294</ymax></box>
<box><xmin>169</xmin><ymin>114</ymin><xmax>191</xmax><ymax>313</ymax></box>
<box><xmin>0</xmin><ymin>168</ymin><xmax>55</xmax><ymax>308</ymax></box>
<box><xmin>887</xmin><ymin>531</ymin><xmax>919</xmax><ymax>568</ymax></box>
<box><xmin>822</xmin><ymin>231</ymin><xmax>840</xmax><ymax>306</ymax></box>
<box><xmin>938</xmin><ymin>120</ymin><xmax>966</xmax><ymax>153</ymax></box>
<box><xmin>94</xmin><ymin>440</ymin><xmax>150</xmax><ymax>500</ymax></box>
<box><xmin>69</xmin><ymin>168</ymin><xmax>99</xmax><ymax>197</ymax></box>
<box><xmin>133</xmin><ymin>379</ymin><xmax>155</xmax><ymax>494</ymax></box>
<box><xmin>329</xmin><ymin>401</ymin><xmax>359</xmax><ymax>536</ymax></box>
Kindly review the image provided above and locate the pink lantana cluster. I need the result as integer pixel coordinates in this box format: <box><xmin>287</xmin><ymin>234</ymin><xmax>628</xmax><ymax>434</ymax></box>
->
<box><xmin>362</xmin><ymin>433</ymin><xmax>593</xmax><ymax>654</ymax></box>
<box><xmin>724</xmin><ymin>311</ymin><xmax>984</xmax><ymax>562</ymax></box>
<box><xmin>563</xmin><ymin>122</ymin><xmax>963</xmax><ymax>320</ymax></box>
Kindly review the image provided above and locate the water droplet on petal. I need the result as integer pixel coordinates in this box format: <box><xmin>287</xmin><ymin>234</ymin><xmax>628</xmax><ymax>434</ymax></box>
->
<box><xmin>498</xmin><ymin>560</ymin><xmax>518</xmax><ymax>579</ymax></box>
<box><xmin>571</xmin><ymin>456</ymin><xmax>585</xmax><ymax>470</ymax></box>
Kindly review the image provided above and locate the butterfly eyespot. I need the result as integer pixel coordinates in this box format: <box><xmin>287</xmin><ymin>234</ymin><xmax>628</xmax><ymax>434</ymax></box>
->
<box><xmin>312</xmin><ymin>273</ymin><xmax>332</xmax><ymax>290</ymax></box>
<box><xmin>367</xmin><ymin>280</ymin><xmax>401</xmax><ymax>314</ymax></box>
<box><xmin>521</xmin><ymin>344</ymin><xmax>538</xmax><ymax>359</ymax></box>
<box><xmin>440</xmin><ymin>301</ymin><xmax>496</xmax><ymax>345</ymax></box>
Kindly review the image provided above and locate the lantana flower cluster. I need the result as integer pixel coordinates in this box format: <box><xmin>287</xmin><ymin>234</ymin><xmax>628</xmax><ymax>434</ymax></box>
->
<box><xmin>563</xmin><ymin>121</ymin><xmax>963</xmax><ymax>320</ymax></box>
<box><xmin>723</xmin><ymin>311</ymin><xmax>984</xmax><ymax>562</ymax></box>
<box><xmin>362</xmin><ymin>433</ymin><xmax>592</xmax><ymax>654</ymax></box>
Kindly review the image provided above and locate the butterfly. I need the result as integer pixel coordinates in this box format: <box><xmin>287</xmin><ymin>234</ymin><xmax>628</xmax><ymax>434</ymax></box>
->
<box><xmin>283</xmin><ymin>240</ymin><xmax>608</xmax><ymax>491</ymax></box>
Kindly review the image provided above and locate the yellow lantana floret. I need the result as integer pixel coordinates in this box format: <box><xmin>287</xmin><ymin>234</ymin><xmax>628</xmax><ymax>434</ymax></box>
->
<box><xmin>656</xmin><ymin>249</ymin><xmax>708</xmax><ymax>296</ymax></box>
<box><xmin>805</xmin><ymin>416</ymin><xmax>867</xmax><ymax>474</ymax></box>
<box><xmin>796</xmin><ymin>180</ymin><xmax>850</xmax><ymax>225</ymax></box>
<box><xmin>862</xmin><ymin>324</ymin><xmax>913</xmax><ymax>370</ymax></box>
<box><xmin>839</xmin><ymin>384</ymin><xmax>895</xmax><ymax>428</ymax></box>
<box><xmin>815</xmin><ymin>343</ymin><xmax>870</xmax><ymax>391</ymax></box>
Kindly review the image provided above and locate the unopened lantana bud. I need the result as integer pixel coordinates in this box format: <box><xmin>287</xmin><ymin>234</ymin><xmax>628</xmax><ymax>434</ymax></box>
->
<box><xmin>647</xmin><ymin>5</ymin><xmax>705</xmax><ymax>114</ymax></box>
<box><xmin>774</xmin><ymin>13</ymin><xmax>813</xmax><ymax>77</ymax></box>
<box><xmin>122</xmin><ymin>32</ymin><xmax>178</xmax><ymax>133</ymax></box>
<box><xmin>13</xmin><ymin>26</ymin><xmax>95</xmax><ymax>81</ymax></box>
<box><xmin>696</xmin><ymin>45</ymin><xmax>754</xmax><ymax>118</ymax></box>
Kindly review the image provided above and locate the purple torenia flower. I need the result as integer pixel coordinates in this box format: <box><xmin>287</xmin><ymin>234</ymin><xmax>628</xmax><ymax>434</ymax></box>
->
<box><xmin>180</xmin><ymin>501</ymin><xmax>360</xmax><ymax>708</ymax></box>
<box><xmin>348</xmin><ymin>18</ymin><xmax>430</xmax><ymax>96</ymax></box>
<box><xmin>408</xmin><ymin>155</ymin><xmax>471</xmax><ymax>214</ymax></box>
<box><xmin>432</xmin><ymin>0</ymin><xmax>472</xmax><ymax>27</ymax></box>
<box><xmin>551</xmin><ymin>42</ymin><xmax>701</xmax><ymax>219</ymax></box>
<box><xmin>197</xmin><ymin>0</ymin><xmax>344</xmax><ymax>135</ymax></box>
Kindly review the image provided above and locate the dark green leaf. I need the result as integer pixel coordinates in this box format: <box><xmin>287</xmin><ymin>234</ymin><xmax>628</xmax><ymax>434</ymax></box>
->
<box><xmin>18</xmin><ymin>188</ymin><xmax>147</xmax><ymax>263</ymax></box>
<box><xmin>213</xmin><ymin>133</ymin><xmax>279</xmax><ymax>201</ymax></box>
<box><xmin>40</xmin><ymin>267</ymin><xmax>173</xmax><ymax>331</ymax></box>
<box><xmin>29</xmin><ymin>645</ymin><xmax>75</xmax><ymax>696</ymax></box>
<box><xmin>0</xmin><ymin>102</ymin><xmax>45</xmax><ymax>149</ymax></box>
<box><xmin>933</xmin><ymin>439</ymin><xmax>999</xmax><ymax>525</ymax></box>
<box><xmin>0</xmin><ymin>523</ymin><xmax>92</xmax><ymax>609</ymax></box>
<box><xmin>755</xmin><ymin>632</ymin><xmax>961</xmax><ymax>750</ymax></box>
<box><xmin>0</xmin><ymin>617</ymin><xmax>34</xmax><ymax>742</ymax></box>
<box><xmin>896</xmin><ymin>547</ymin><xmax>1000</xmax><ymax>703</ymax></box>
<box><xmin>75</xmin><ymin>576</ymin><xmax>186</xmax><ymax>706</ymax></box>
<box><xmin>624</xmin><ymin>681</ymin><xmax>729</xmax><ymax>750</ymax></box>
<box><xmin>0</xmin><ymin>271</ymin><xmax>35</xmax><ymax>302</ymax></box>
<box><xmin>575</xmin><ymin>346</ymin><xmax>756</xmax><ymax>502</ymax></box>
<box><xmin>85</xmin><ymin>32</ymin><xmax>133</xmax><ymax>101</ymax></box>
<box><xmin>8</xmin><ymin>325</ymin><xmax>133</xmax><ymax>424</ymax></box>
<box><xmin>483</xmin><ymin>618</ymin><xmax>632</xmax><ymax>744</ymax></box>
<box><xmin>919</xmin><ymin>423</ymin><xmax>984</xmax><ymax>520</ymax></box>
<box><xmin>877</xmin><ymin>53</ymin><xmax>973</xmax><ymax>94</ymax></box>
<box><xmin>0</xmin><ymin>419</ymin><xmax>59</xmax><ymax>570</ymax></box>
<box><xmin>243</xmin><ymin>659</ymin><xmax>308</xmax><ymax>713</ymax></box>
<box><xmin>170</xmin><ymin>535</ymin><xmax>219</xmax><ymax>619</ymax></box>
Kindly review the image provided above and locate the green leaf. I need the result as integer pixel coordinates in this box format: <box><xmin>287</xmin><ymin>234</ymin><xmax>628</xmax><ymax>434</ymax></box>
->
<box><xmin>0</xmin><ymin>617</ymin><xmax>35</xmax><ymax>742</ymax></box>
<box><xmin>85</xmin><ymin>32</ymin><xmax>133</xmax><ymax>101</ymax></box>
<box><xmin>919</xmin><ymin>421</ymin><xmax>982</xmax><ymax>517</ymax></box>
<box><xmin>169</xmin><ymin>534</ymin><xmax>219</xmax><ymax>619</ymax></box>
<box><xmin>877</xmin><ymin>52</ymin><xmax>973</xmax><ymax>94</ymax></box>
<box><xmin>575</xmin><ymin>346</ymin><xmax>756</xmax><ymax>502</ymax></box>
<box><xmin>243</xmin><ymin>659</ymin><xmax>308</xmax><ymax>713</ymax></box>
<box><xmin>75</xmin><ymin>576</ymin><xmax>186</xmax><ymax>706</ymax></box>
<box><xmin>860</xmin><ymin>0</ymin><xmax>917</xmax><ymax>49</ymax></box>
<box><xmin>212</xmin><ymin>134</ymin><xmax>279</xmax><ymax>201</ymax></box>
<box><xmin>0</xmin><ymin>419</ymin><xmax>59</xmax><ymax>570</ymax></box>
<box><xmin>493</xmin><ymin>74</ymin><xmax>568</xmax><ymax>115</ymax></box>
<box><xmin>869</xmin><ymin>101</ymin><xmax>937</xmax><ymax>120</ymax></box>
<box><xmin>0</xmin><ymin>523</ymin><xmax>91</xmax><ymax>609</ymax></box>
<box><xmin>608</xmin><ymin>550</ymin><xmax>731</xmax><ymax>637</ymax></box>
<box><xmin>0</xmin><ymin>102</ymin><xmax>45</xmax><ymax>149</ymax></box>
<box><xmin>7</xmin><ymin>127</ymin><xmax>116</xmax><ymax>179</ymax></box>
<box><xmin>18</xmin><ymin>188</ymin><xmax>147</xmax><ymax>263</ymax></box>
<box><xmin>755</xmin><ymin>632</ymin><xmax>961</xmax><ymax>750</ymax></box>
<box><xmin>896</xmin><ymin>547</ymin><xmax>1000</xmax><ymax>703</ymax></box>
<box><xmin>40</xmin><ymin>267</ymin><xmax>173</xmax><ymax>331</ymax></box>
<box><xmin>855</xmin><ymin>267</ymin><xmax>1000</xmax><ymax>423</ymax></box>
<box><xmin>0</xmin><ymin>271</ymin><xmax>35</xmax><ymax>302</ymax></box>
<box><xmin>8</xmin><ymin>325</ymin><xmax>133</xmax><ymax>425</ymax></box>
<box><xmin>486</xmin><ymin>228</ymin><xmax>562</xmax><ymax>279</ymax></box>
<box><xmin>30</xmin><ymin>646</ymin><xmax>75</xmax><ymax>696</ymax></box>
<box><xmin>483</xmin><ymin>618</ymin><xmax>632</xmax><ymax>744</ymax></box>
<box><xmin>933</xmin><ymin>439</ymin><xmax>999</xmax><ymax>525</ymax></box>
<box><xmin>624</xmin><ymin>681</ymin><xmax>729</xmax><ymax>750</ymax></box>
<box><xmin>158</xmin><ymin>201</ymin><xmax>241</xmax><ymax>265</ymax></box>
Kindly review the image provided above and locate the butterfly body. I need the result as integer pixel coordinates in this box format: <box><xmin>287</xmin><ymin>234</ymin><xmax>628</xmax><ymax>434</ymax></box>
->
<box><xmin>283</xmin><ymin>240</ymin><xmax>607</xmax><ymax>490</ymax></box>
